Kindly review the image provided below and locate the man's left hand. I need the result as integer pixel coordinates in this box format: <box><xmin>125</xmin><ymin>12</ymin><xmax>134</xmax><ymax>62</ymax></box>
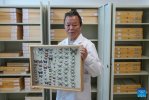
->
<box><xmin>80</xmin><ymin>46</ymin><xmax>88</xmax><ymax>60</ymax></box>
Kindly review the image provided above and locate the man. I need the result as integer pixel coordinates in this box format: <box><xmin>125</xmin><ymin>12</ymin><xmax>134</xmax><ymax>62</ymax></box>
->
<box><xmin>56</xmin><ymin>11</ymin><xmax>104</xmax><ymax>100</ymax></box>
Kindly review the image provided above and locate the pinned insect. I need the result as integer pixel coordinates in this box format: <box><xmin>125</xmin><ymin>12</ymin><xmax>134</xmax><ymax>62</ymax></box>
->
<box><xmin>49</xmin><ymin>55</ymin><xmax>53</xmax><ymax>61</ymax></box>
<box><xmin>71</xmin><ymin>70</ymin><xmax>75</xmax><ymax>74</ymax></box>
<box><xmin>64</xmin><ymin>48</ymin><xmax>69</xmax><ymax>52</ymax></box>
<box><xmin>44</xmin><ymin>78</ymin><xmax>48</xmax><ymax>81</ymax></box>
<box><xmin>64</xmin><ymin>76</ymin><xmax>68</xmax><ymax>81</ymax></box>
<box><xmin>45</xmin><ymin>53</ymin><xmax>48</xmax><ymax>57</ymax></box>
<box><xmin>58</xmin><ymin>63</ymin><xmax>62</xmax><ymax>68</ymax></box>
<box><xmin>38</xmin><ymin>67</ymin><xmax>42</xmax><ymax>70</ymax></box>
<box><xmin>38</xmin><ymin>71</ymin><xmax>43</xmax><ymax>74</ymax></box>
<box><xmin>45</xmin><ymin>49</ymin><xmax>49</xmax><ymax>53</ymax></box>
<box><xmin>39</xmin><ymin>75</ymin><xmax>43</xmax><ymax>78</ymax></box>
<box><xmin>64</xmin><ymin>56</ymin><xmax>69</xmax><ymax>60</ymax></box>
<box><xmin>34</xmin><ymin>60</ymin><xmax>38</xmax><ymax>63</ymax></box>
<box><xmin>48</xmin><ymin>66</ymin><xmax>51</xmax><ymax>68</ymax></box>
<box><xmin>64</xmin><ymin>71</ymin><xmax>68</xmax><ymax>75</ymax></box>
<box><xmin>71</xmin><ymin>56</ymin><xmax>75</xmax><ymax>60</ymax></box>
<box><xmin>49</xmin><ymin>48</ymin><xmax>53</xmax><ymax>52</ymax></box>
<box><xmin>34</xmin><ymin>80</ymin><xmax>39</xmax><ymax>84</ymax></box>
<box><xmin>49</xmin><ymin>83</ymin><xmax>51</xmax><ymax>86</ymax></box>
<box><xmin>34</xmin><ymin>64</ymin><xmax>38</xmax><ymax>66</ymax></box>
<box><xmin>39</xmin><ymin>64</ymin><xmax>42</xmax><ymax>67</ymax></box>
<box><xmin>71</xmin><ymin>64</ymin><xmax>75</xmax><ymax>68</ymax></box>
<box><xmin>40</xmin><ymin>81</ymin><xmax>43</xmax><ymax>84</ymax></box>
<box><xmin>38</xmin><ymin>48</ymin><xmax>43</xmax><ymax>51</ymax></box>
<box><xmin>70</xmin><ymin>78</ymin><xmax>75</xmax><ymax>82</ymax></box>
<box><xmin>34</xmin><ymin>70</ymin><xmax>37</xmax><ymax>73</ymax></box>
<box><xmin>57</xmin><ymin>76</ymin><xmax>63</xmax><ymax>81</ymax></box>
<box><xmin>43</xmin><ymin>66</ymin><xmax>47</xmax><ymax>69</ymax></box>
<box><xmin>45</xmin><ymin>82</ymin><xmax>48</xmax><ymax>85</ymax></box>
<box><xmin>39</xmin><ymin>60</ymin><xmax>42</xmax><ymax>63</ymax></box>
<box><xmin>71</xmin><ymin>83</ymin><xmax>75</xmax><ymax>88</ymax></box>
<box><xmin>58</xmin><ymin>82</ymin><xmax>63</xmax><ymax>87</ymax></box>
<box><xmin>57</xmin><ymin>73</ymin><xmax>62</xmax><ymax>76</ymax></box>
<box><xmin>64</xmin><ymin>82</ymin><xmax>69</xmax><ymax>87</ymax></box>
<box><xmin>44</xmin><ymin>71</ymin><xmax>47</xmax><ymax>74</ymax></box>
<box><xmin>43</xmin><ymin>60</ymin><xmax>47</xmax><ymax>63</ymax></box>
<box><xmin>70</xmin><ymin>48</ymin><xmax>78</xmax><ymax>55</ymax></box>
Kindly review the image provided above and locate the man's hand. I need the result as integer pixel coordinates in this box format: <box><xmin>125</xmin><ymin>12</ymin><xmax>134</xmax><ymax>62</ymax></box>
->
<box><xmin>80</xmin><ymin>46</ymin><xmax>88</xmax><ymax>60</ymax></box>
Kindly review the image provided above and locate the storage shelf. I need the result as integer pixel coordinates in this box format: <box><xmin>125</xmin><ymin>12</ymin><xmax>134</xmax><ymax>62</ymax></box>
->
<box><xmin>114</xmin><ymin>70</ymin><xmax>148</xmax><ymax>75</ymax></box>
<box><xmin>51</xmin><ymin>39</ymin><xmax>98</xmax><ymax>42</ymax></box>
<box><xmin>113</xmin><ymin>90</ymin><xmax>148</xmax><ymax>94</ymax></box>
<box><xmin>51</xmin><ymin>5</ymin><xmax>101</xmax><ymax>8</ymax></box>
<box><xmin>116</xmin><ymin>23</ymin><xmax>149</xmax><ymax>25</ymax></box>
<box><xmin>0</xmin><ymin>23</ymin><xmax>40</xmax><ymax>25</ymax></box>
<box><xmin>114</xmin><ymin>55</ymin><xmax>149</xmax><ymax>60</ymax></box>
<box><xmin>0</xmin><ymin>56</ymin><xmax>29</xmax><ymax>59</ymax></box>
<box><xmin>116</xmin><ymin>5</ymin><xmax>149</xmax><ymax>8</ymax></box>
<box><xmin>51</xmin><ymin>23</ymin><xmax>98</xmax><ymax>25</ymax></box>
<box><xmin>0</xmin><ymin>73</ymin><xmax>31</xmax><ymax>76</ymax></box>
<box><xmin>115</xmin><ymin>39</ymin><xmax>149</xmax><ymax>42</ymax></box>
<box><xmin>0</xmin><ymin>89</ymin><xmax>42</xmax><ymax>93</ymax></box>
<box><xmin>0</xmin><ymin>40</ymin><xmax>41</xmax><ymax>42</ymax></box>
<box><xmin>0</xmin><ymin>5</ymin><xmax>40</xmax><ymax>8</ymax></box>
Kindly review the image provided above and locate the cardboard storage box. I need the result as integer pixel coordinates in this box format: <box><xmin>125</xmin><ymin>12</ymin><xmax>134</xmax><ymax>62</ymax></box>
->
<box><xmin>25</xmin><ymin>93</ymin><xmax>42</xmax><ymax>100</ymax></box>
<box><xmin>115</xmin><ymin>11</ymin><xmax>143</xmax><ymax>16</ymax></box>
<box><xmin>0</xmin><ymin>51</ymin><xmax>23</xmax><ymax>57</ymax></box>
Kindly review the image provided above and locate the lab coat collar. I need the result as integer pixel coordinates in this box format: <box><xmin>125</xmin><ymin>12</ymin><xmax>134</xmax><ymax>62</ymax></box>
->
<box><xmin>64</xmin><ymin>33</ymin><xmax>83</xmax><ymax>45</ymax></box>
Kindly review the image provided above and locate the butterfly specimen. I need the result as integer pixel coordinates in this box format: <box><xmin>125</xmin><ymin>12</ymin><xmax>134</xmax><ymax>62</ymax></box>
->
<box><xmin>71</xmin><ymin>82</ymin><xmax>75</xmax><ymax>88</ymax></box>
<box><xmin>43</xmin><ymin>60</ymin><xmax>47</xmax><ymax>63</ymax></box>
<box><xmin>45</xmin><ymin>78</ymin><xmax>48</xmax><ymax>81</ymax></box>
<box><xmin>43</xmin><ymin>66</ymin><xmax>47</xmax><ymax>69</ymax></box>
<box><xmin>38</xmin><ymin>71</ymin><xmax>43</xmax><ymax>74</ymax></box>
<box><xmin>39</xmin><ymin>60</ymin><xmax>42</xmax><ymax>63</ymax></box>
<box><xmin>34</xmin><ymin>60</ymin><xmax>38</xmax><ymax>63</ymax></box>
<box><xmin>34</xmin><ymin>80</ymin><xmax>39</xmax><ymax>84</ymax></box>
<box><xmin>58</xmin><ymin>73</ymin><xmax>62</xmax><ymax>76</ymax></box>
<box><xmin>48</xmin><ymin>66</ymin><xmax>51</xmax><ymax>68</ymax></box>
<box><xmin>40</xmin><ymin>82</ymin><xmax>43</xmax><ymax>84</ymax></box>
<box><xmin>49</xmin><ymin>55</ymin><xmax>53</xmax><ymax>61</ymax></box>
<box><xmin>44</xmin><ymin>71</ymin><xmax>47</xmax><ymax>74</ymax></box>
<box><xmin>39</xmin><ymin>75</ymin><xmax>43</xmax><ymax>78</ymax></box>
<box><xmin>71</xmin><ymin>64</ymin><xmax>75</xmax><ymax>68</ymax></box>
<box><xmin>57</xmin><ymin>69</ymin><xmax>62</xmax><ymax>73</ymax></box>
<box><xmin>64</xmin><ymin>82</ymin><xmax>69</xmax><ymax>87</ymax></box>
<box><xmin>45</xmin><ymin>49</ymin><xmax>49</xmax><ymax>52</ymax></box>
<box><xmin>38</xmin><ymin>67</ymin><xmax>42</xmax><ymax>70</ymax></box>
<box><xmin>45</xmin><ymin>82</ymin><xmax>48</xmax><ymax>85</ymax></box>
<box><xmin>57</xmin><ymin>76</ymin><xmax>63</xmax><ymax>81</ymax></box>
<box><xmin>39</xmin><ymin>65</ymin><xmax>42</xmax><ymax>67</ymax></box>
<box><xmin>70</xmin><ymin>48</ymin><xmax>78</xmax><ymax>55</ymax></box>
<box><xmin>34</xmin><ymin>70</ymin><xmax>37</xmax><ymax>73</ymax></box>
<box><xmin>58</xmin><ymin>82</ymin><xmax>63</xmax><ymax>87</ymax></box>
<box><xmin>38</xmin><ymin>48</ymin><xmax>43</xmax><ymax>51</ymax></box>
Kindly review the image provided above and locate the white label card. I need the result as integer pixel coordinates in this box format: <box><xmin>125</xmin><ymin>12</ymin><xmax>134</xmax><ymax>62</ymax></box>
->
<box><xmin>118</xmin><ymin>37</ymin><xmax>122</xmax><ymax>40</ymax></box>
<box><xmin>11</xmin><ymin>20</ymin><xmax>16</xmax><ymax>23</ymax></box>
<box><xmin>23</xmin><ymin>47</ymin><xmax>29</xmax><ymax>50</ymax></box>
<box><xmin>11</xmin><ymin>37</ymin><xmax>17</xmax><ymax>40</ymax></box>
<box><xmin>116</xmin><ymin>68</ymin><xmax>120</xmax><ymax>70</ymax></box>
<box><xmin>116</xmin><ymin>17</ymin><xmax>120</xmax><ymax>19</ymax></box>
<box><xmin>94</xmin><ymin>12</ymin><xmax>98</xmax><ymax>16</ymax></box>
<box><xmin>11</xmin><ymin>30</ymin><xmax>17</xmax><ymax>33</ymax></box>
<box><xmin>23</xmin><ymin>43</ymin><xmax>29</xmax><ymax>46</ymax></box>
<box><xmin>24</xmin><ymin>30</ymin><xmax>29</xmax><ymax>33</ymax></box>
<box><xmin>10</xmin><ymin>8</ymin><xmax>16</xmax><ymax>12</ymax></box>
<box><xmin>50</xmin><ymin>33</ymin><xmax>54</xmax><ymax>36</ymax></box>
<box><xmin>10</xmin><ymin>13</ymin><xmax>16</xmax><ymax>16</ymax></box>
<box><xmin>118</xmin><ymin>33</ymin><xmax>121</xmax><ymax>36</ymax></box>
<box><xmin>14</xmin><ymin>83</ymin><xmax>19</xmax><ymax>85</ymax></box>
<box><xmin>116</xmin><ymin>71</ymin><xmax>119</xmax><ymax>73</ymax></box>
<box><xmin>23</xmin><ymin>13</ymin><xmax>29</xmax><ymax>16</ymax></box>
<box><xmin>12</xmin><ymin>55</ymin><xmax>18</xmax><ymax>57</ymax></box>
<box><xmin>25</xmin><ymin>83</ymin><xmax>31</xmax><ymax>85</ymax></box>
<box><xmin>118</xmin><ymin>30</ymin><xmax>121</xmax><ymax>32</ymax></box>
<box><xmin>117</xmin><ymin>12</ymin><xmax>121</xmax><ymax>15</ymax></box>
<box><xmin>23</xmin><ymin>16</ymin><xmax>29</xmax><ymax>19</ymax></box>
<box><xmin>50</xmin><ymin>29</ymin><xmax>55</xmax><ymax>32</ymax></box>
<box><xmin>24</xmin><ymin>33</ymin><xmax>29</xmax><ymax>36</ymax></box>
<box><xmin>23</xmin><ymin>20</ymin><xmax>28</xmax><ymax>23</ymax></box>
<box><xmin>77</xmin><ymin>9</ymin><xmax>83</xmax><ymax>12</ymax></box>
<box><xmin>23</xmin><ymin>63</ymin><xmax>29</xmax><ymax>66</ymax></box>
<box><xmin>23</xmin><ymin>37</ymin><xmax>29</xmax><ymax>40</ymax></box>
<box><xmin>81</xmin><ymin>16</ymin><xmax>83</xmax><ymax>19</ymax></box>
<box><xmin>117</xmin><ymin>87</ymin><xmax>120</xmax><ymax>89</ymax></box>
<box><xmin>117</xmin><ymin>21</ymin><xmax>120</xmax><ymax>23</ymax></box>
<box><xmin>11</xmin><ymin>26</ymin><xmax>17</xmax><ymax>29</ymax></box>
<box><xmin>23</xmin><ymin>51</ymin><xmax>29</xmax><ymax>54</ymax></box>
<box><xmin>0</xmin><ymin>82</ymin><xmax>2</xmax><ymax>85</ymax></box>
<box><xmin>21</xmin><ymin>72</ymin><xmax>26</xmax><ymax>74</ymax></box>
<box><xmin>25</xmin><ymin>69</ymin><xmax>28</xmax><ymax>71</ymax></box>
<box><xmin>23</xmin><ymin>54</ymin><xmax>29</xmax><ymax>57</ymax></box>
<box><xmin>23</xmin><ymin>26</ymin><xmax>29</xmax><ymax>29</ymax></box>
<box><xmin>23</xmin><ymin>9</ymin><xmax>28</xmax><ymax>12</ymax></box>
<box><xmin>11</xmin><ymin>16</ymin><xmax>16</xmax><ymax>19</ymax></box>
<box><xmin>50</xmin><ymin>9</ymin><xmax>53</xmax><ymax>12</ymax></box>
<box><xmin>11</xmin><ymin>33</ymin><xmax>17</xmax><ymax>36</ymax></box>
<box><xmin>13</xmin><ymin>80</ymin><xmax>19</xmax><ymax>82</ymax></box>
<box><xmin>14</xmin><ymin>90</ymin><xmax>19</xmax><ymax>92</ymax></box>
<box><xmin>25</xmin><ymin>99</ymin><xmax>31</xmax><ymax>100</ymax></box>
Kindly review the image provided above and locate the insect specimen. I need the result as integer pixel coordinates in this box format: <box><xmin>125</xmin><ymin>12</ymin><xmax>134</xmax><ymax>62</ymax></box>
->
<box><xmin>70</xmin><ymin>48</ymin><xmax>78</xmax><ymax>55</ymax></box>
<box><xmin>34</xmin><ymin>60</ymin><xmax>38</xmax><ymax>63</ymax></box>
<box><xmin>43</xmin><ymin>66</ymin><xmax>47</xmax><ymax>69</ymax></box>
<box><xmin>38</xmin><ymin>48</ymin><xmax>43</xmax><ymax>51</ymax></box>
<box><xmin>43</xmin><ymin>60</ymin><xmax>47</xmax><ymax>63</ymax></box>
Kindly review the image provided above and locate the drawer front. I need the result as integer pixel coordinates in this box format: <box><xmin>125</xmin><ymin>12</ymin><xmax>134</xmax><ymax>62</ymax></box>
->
<box><xmin>115</xmin><ymin>19</ymin><xmax>142</xmax><ymax>23</ymax></box>
<box><xmin>115</xmin><ymin>51</ymin><xmax>142</xmax><ymax>54</ymax></box>
<box><xmin>115</xmin><ymin>28</ymin><xmax>143</xmax><ymax>32</ymax></box>
<box><xmin>115</xmin><ymin>54</ymin><xmax>141</xmax><ymax>58</ymax></box>
<box><xmin>115</xmin><ymin>11</ymin><xmax>143</xmax><ymax>16</ymax></box>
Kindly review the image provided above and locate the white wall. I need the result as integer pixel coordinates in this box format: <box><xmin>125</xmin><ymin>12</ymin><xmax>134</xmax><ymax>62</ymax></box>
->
<box><xmin>0</xmin><ymin>0</ymin><xmax>148</xmax><ymax>5</ymax></box>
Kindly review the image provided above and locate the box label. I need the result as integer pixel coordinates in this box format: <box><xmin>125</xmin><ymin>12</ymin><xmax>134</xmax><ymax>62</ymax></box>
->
<box><xmin>23</xmin><ymin>20</ymin><xmax>29</xmax><ymax>23</ymax></box>
<box><xmin>23</xmin><ymin>63</ymin><xmax>29</xmax><ymax>66</ymax></box>
<box><xmin>23</xmin><ymin>13</ymin><xmax>29</xmax><ymax>16</ymax></box>
<box><xmin>94</xmin><ymin>12</ymin><xmax>98</xmax><ymax>16</ymax></box>
<box><xmin>23</xmin><ymin>9</ymin><xmax>28</xmax><ymax>13</ymax></box>
<box><xmin>118</xmin><ymin>33</ymin><xmax>121</xmax><ymax>36</ymax></box>
<box><xmin>24</xmin><ymin>30</ymin><xmax>29</xmax><ymax>33</ymax></box>
<box><xmin>21</xmin><ymin>72</ymin><xmax>26</xmax><ymax>74</ymax></box>
<box><xmin>11</xmin><ymin>37</ymin><xmax>17</xmax><ymax>40</ymax></box>
<box><xmin>23</xmin><ymin>36</ymin><xmax>29</xmax><ymax>40</ymax></box>
<box><xmin>11</xmin><ymin>16</ymin><xmax>16</xmax><ymax>19</ymax></box>
<box><xmin>23</xmin><ymin>54</ymin><xmax>29</xmax><ymax>57</ymax></box>
<box><xmin>25</xmin><ymin>69</ymin><xmax>28</xmax><ymax>71</ymax></box>
<box><xmin>137</xmin><ymin>88</ymin><xmax>146</xmax><ymax>97</ymax></box>
<box><xmin>11</xmin><ymin>30</ymin><xmax>17</xmax><ymax>33</ymax></box>
<box><xmin>51</xmin><ymin>29</ymin><xmax>54</xmax><ymax>32</ymax></box>
<box><xmin>10</xmin><ymin>8</ymin><xmax>16</xmax><ymax>12</ymax></box>
<box><xmin>23</xmin><ymin>51</ymin><xmax>29</xmax><ymax>54</ymax></box>
<box><xmin>11</xmin><ymin>19</ymin><xmax>16</xmax><ymax>23</ymax></box>
<box><xmin>118</xmin><ymin>37</ymin><xmax>122</xmax><ymax>40</ymax></box>
<box><xmin>117</xmin><ymin>87</ymin><xmax>120</xmax><ymax>89</ymax></box>
<box><xmin>14</xmin><ymin>90</ymin><xmax>19</xmax><ymax>92</ymax></box>
<box><xmin>23</xmin><ymin>16</ymin><xmax>29</xmax><ymax>19</ymax></box>
<box><xmin>23</xmin><ymin>26</ymin><xmax>29</xmax><ymax>29</ymax></box>
<box><xmin>77</xmin><ymin>9</ymin><xmax>83</xmax><ymax>12</ymax></box>
<box><xmin>23</xmin><ymin>47</ymin><xmax>29</xmax><ymax>50</ymax></box>
<box><xmin>0</xmin><ymin>82</ymin><xmax>2</xmax><ymax>85</ymax></box>
<box><xmin>116</xmin><ymin>17</ymin><xmax>120</xmax><ymax>19</ymax></box>
<box><xmin>50</xmin><ymin>33</ymin><xmax>54</xmax><ymax>36</ymax></box>
<box><xmin>11</xmin><ymin>33</ymin><xmax>17</xmax><ymax>36</ymax></box>
<box><xmin>12</xmin><ymin>55</ymin><xmax>19</xmax><ymax>57</ymax></box>
<box><xmin>14</xmin><ymin>83</ymin><xmax>19</xmax><ymax>85</ymax></box>
<box><xmin>13</xmin><ymin>80</ymin><xmax>19</xmax><ymax>82</ymax></box>
<box><xmin>117</xmin><ymin>12</ymin><xmax>121</xmax><ymax>15</ymax></box>
<box><xmin>23</xmin><ymin>43</ymin><xmax>29</xmax><ymax>46</ymax></box>
<box><xmin>25</xmin><ymin>86</ymin><xmax>30</xmax><ymax>88</ymax></box>
<box><xmin>117</xmin><ymin>21</ymin><xmax>120</xmax><ymax>23</ymax></box>
<box><xmin>25</xmin><ymin>99</ymin><xmax>31</xmax><ymax>100</ymax></box>
<box><xmin>10</xmin><ymin>13</ymin><xmax>16</xmax><ymax>16</ymax></box>
<box><xmin>118</xmin><ymin>30</ymin><xmax>121</xmax><ymax>32</ymax></box>
<box><xmin>11</xmin><ymin>26</ymin><xmax>17</xmax><ymax>29</ymax></box>
<box><xmin>25</xmin><ymin>83</ymin><xmax>31</xmax><ymax>85</ymax></box>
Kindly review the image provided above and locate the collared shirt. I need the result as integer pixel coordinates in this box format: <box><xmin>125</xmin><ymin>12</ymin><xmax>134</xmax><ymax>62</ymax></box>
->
<box><xmin>56</xmin><ymin>34</ymin><xmax>104</xmax><ymax>100</ymax></box>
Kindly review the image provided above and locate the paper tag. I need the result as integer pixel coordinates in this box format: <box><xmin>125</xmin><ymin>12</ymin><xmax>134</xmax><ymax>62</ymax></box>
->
<box><xmin>24</xmin><ymin>33</ymin><xmax>29</xmax><ymax>36</ymax></box>
<box><xmin>23</xmin><ymin>9</ymin><xmax>28</xmax><ymax>13</ymax></box>
<box><xmin>117</xmin><ymin>52</ymin><xmax>121</xmax><ymax>54</ymax></box>
<box><xmin>117</xmin><ymin>21</ymin><xmax>120</xmax><ymax>23</ymax></box>
<box><xmin>11</xmin><ymin>26</ymin><xmax>17</xmax><ymax>29</ymax></box>
<box><xmin>11</xmin><ymin>16</ymin><xmax>16</xmax><ymax>19</ymax></box>
<box><xmin>77</xmin><ymin>9</ymin><xmax>83</xmax><ymax>12</ymax></box>
<box><xmin>23</xmin><ymin>13</ymin><xmax>29</xmax><ymax>16</ymax></box>
<box><xmin>23</xmin><ymin>16</ymin><xmax>29</xmax><ymax>19</ymax></box>
<box><xmin>117</xmin><ymin>48</ymin><xmax>121</xmax><ymax>50</ymax></box>
<box><xmin>118</xmin><ymin>29</ymin><xmax>121</xmax><ymax>32</ymax></box>
<box><xmin>117</xmin><ymin>12</ymin><xmax>121</xmax><ymax>15</ymax></box>
<box><xmin>81</xmin><ymin>16</ymin><xmax>83</xmax><ymax>19</ymax></box>
<box><xmin>23</xmin><ymin>20</ymin><xmax>28</xmax><ymax>23</ymax></box>
<box><xmin>25</xmin><ymin>86</ymin><xmax>30</xmax><ymax>88</ymax></box>
<box><xmin>21</xmin><ymin>72</ymin><xmax>26</xmax><ymax>74</ymax></box>
<box><xmin>50</xmin><ymin>20</ymin><xmax>53</xmax><ymax>23</ymax></box>
<box><xmin>0</xmin><ymin>82</ymin><xmax>2</xmax><ymax>85</ymax></box>
<box><xmin>12</xmin><ymin>55</ymin><xmax>18</xmax><ymax>57</ymax></box>
<box><xmin>23</xmin><ymin>26</ymin><xmax>29</xmax><ymax>29</ymax></box>
<box><xmin>51</xmin><ymin>36</ymin><xmax>54</xmax><ymax>39</ymax></box>
<box><xmin>116</xmin><ymin>17</ymin><xmax>120</xmax><ymax>19</ymax></box>
<box><xmin>135</xmin><ymin>30</ymin><xmax>139</xmax><ymax>32</ymax></box>
<box><xmin>137</xmin><ymin>88</ymin><xmax>146</xmax><ymax>97</ymax></box>
<box><xmin>11</xmin><ymin>20</ymin><xmax>16</xmax><ymax>23</ymax></box>
<box><xmin>117</xmin><ymin>55</ymin><xmax>120</xmax><ymax>58</ymax></box>
<box><xmin>116</xmin><ymin>64</ymin><xmax>120</xmax><ymax>66</ymax></box>
<box><xmin>118</xmin><ymin>37</ymin><xmax>122</xmax><ymax>40</ymax></box>
<box><xmin>118</xmin><ymin>33</ymin><xmax>121</xmax><ymax>36</ymax></box>
<box><xmin>10</xmin><ymin>13</ymin><xmax>16</xmax><ymax>16</ymax></box>
<box><xmin>50</xmin><ymin>33</ymin><xmax>54</xmax><ymax>36</ymax></box>
<box><xmin>25</xmin><ymin>69</ymin><xmax>28</xmax><ymax>71</ymax></box>
<box><xmin>23</xmin><ymin>47</ymin><xmax>29</xmax><ymax>50</ymax></box>
<box><xmin>23</xmin><ymin>36</ymin><xmax>29</xmax><ymax>40</ymax></box>
<box><xmin>50</xmin><ymin>9</ymin><xmax>53</xmax><ymax>12</ymax></box>
<box><xmin>14</xmin><ymin>83</ymin><xmax>19</xmax><ymax>85</ymax></box>
<box><xmin>116</xmin><ymin>68</ymin><xmax>120</xmax><ymax>70</ymax></box>
<box><xmin>25</xmin><ymin>99</ymin><xmax>31</xmax><ymax>100</ymax></box>
<box><xmin>11</xmin><ymin>30</ymin><xmax>17</xmax><ymax>33</ymax></box>
<box><xmin>94</xmin><ymin>12</ymin><xmax>98</xmax><ymax>16</ymax></box>
<box><xmin>25</xmin><ymin>83</ymin><xmax>31</xmax><ymax>85</ymax></box>
<box><xmin>23</xmin><ymin>51</ymin><xmax>29</xmax><ymax>54</ymax></box>
<box><xmin>14</xmin><ymin>90</ymin><xmax>19</xmax><ymax>92</ymax></box>
<box><xmin>50</xmin><ymin>12</ymin><xmax>53</xmax><ymax>15</ymax></box>
<box><xmin>13</xmin><ymin>80</ymin><xmax>19</xmax><ymax>82</ymax></box>
<box><xmin>11</xmin><ymin>37</ymin><xmax>17</xmax><ymax>40</ymax></box>
<box><xmin>23</xmin><ymin>43</ymin><xmax>29</xmax><ymax>46</ymax></box>
<box><xmin>116</xmin><ymin>71</ymin><xmax>119</xmax><ymax>73</ymax></box>
<box><xmin>11</xmin><ymin>33</ymin><xmax>17</xmax><ymax>36</ymax></box>
<box><xmin>134</xmin><ymin>21</ymin><xmax>138</xmax><ymax>23</ymax></box>
<box><xmin>117</xmin><ymin>90</ymin><xmax>120</xmax><ymax>93</ymax></box>
<box><xmin>24</xmin><ymin>30</ymin><xmax>29</xmax><ymax>33</ymax></box>
<box><xmin>135</xmin><ymin>13</ymin><xmax>140</xmax><ymax>15</ymax></box>
<box><xmin>23</xmin><ymin>54</ymin><xmax>29</xmax><ymax>57</ymax></box>
<box><xmin>10</xmin><ymin>8</ymin><xmax>16</xmax><ymax>12</ymax></box>
<box><xmin>23</xmin><ymin>63</ymin><xmax>29</xmax><ymax>66</ymax></box>
<box><xmin>0</xmin><ymin>78</ymin><xmax>2</xmax><ymax>80</ymax></box>
<box><xmin>51</xmin><ymin>29</ymin><xmax>54</xmax><ymax>32</ymax></box>
<box><xmin>117</xmin><ymin>87</ymin><xmax>120</xmax><ymax>89</ymax></box>
<box><xmin>134</xmin><ymin>17</ymin><xmax>139</xmax><ymax>19</ymax></box>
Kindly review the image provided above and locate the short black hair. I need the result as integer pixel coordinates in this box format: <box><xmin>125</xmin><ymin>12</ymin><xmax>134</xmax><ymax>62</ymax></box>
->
<box><xmin>64</xmin><ymin>11</ymin><xmax>82</xmax><ymax>26</ymax></box>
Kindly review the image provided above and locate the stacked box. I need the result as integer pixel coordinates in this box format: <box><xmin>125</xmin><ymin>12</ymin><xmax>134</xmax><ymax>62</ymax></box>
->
<box><xmin>25</xmin><ymin>77</ymin><xmax>42</xmax><ymax>91</ymax></box>
<box><xmin>0</xmin><ymin>61</ymin><xmax>30</xmax><ymax>74</ymax></box>
<box><xmin>0</xmin><ymin>26</ymin><xmax>23</xmax><ymax>40</ymax></box>
<box><xmin>25</xmin><ymin>93</ymin><xmax>42</xmax><ymax>100</ymax></box>
<box><xmin>0</xmin><ymin>51</ymin><xmax>23</xmax><ymax>57</ymax></box>
<box><xmin>114</xmin><ymin>78</ymin><xmax>141</xmax><ymax>93</ymax></box>
<box><xmin>115</xmin><ymin>45</ymin><xmax>142</xmax><ymax>58</ymax></box>
<box><xmin>114</xmin><ymin>62</ymin><xmax>141</xmax><ymax>74</ymax></box>
<box><xmin>115</xmin><ymin>28</ymin><xmax>143</xmax><ymax>40</ymax></box>
<box><xmin>0</xmin><ymin>8</ymin><xmax>22</xmax><ymax>23</ymax></box>
<box><xmin>0</xmin><ymin>77</ymin><xmax>24</xmax><ymax>92</ymax></box>
<box><xmin>50</xmin><ymin>29</ymin><xmax>67</xmax><ymax>40</ymax></box>
<box><xmin>50</xmin><ymin>9</ymin><xmax>71</xmax><ymax>23</ymax></box>
<box><xmin>23</xmin><ymin>26</ymin><xmax>40</xmax><ymax>40</ymax></box>
<box><xmin>22</xmin><ymin>43</ymin><xmax>41</xmax><ymax>57</ymax></box>
<box><xmin>22</xmin><ymin>9</ymin><xmax>40</xmax><ymax>23</ymax></box>
<box><xmin>115</xmin><ymin>11</ymin><xmax>143</xmax><ymax>23</ymax></box>
<box><xmin>76</xmin><ymin>9</ymin><xmax>98</xmax><ymax>23</ymax></box>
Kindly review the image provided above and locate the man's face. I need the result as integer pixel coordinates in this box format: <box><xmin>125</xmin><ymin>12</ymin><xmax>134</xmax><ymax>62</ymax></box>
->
<box><xmin>64</xmin><ymin>16</ymin><xmax>82</xmax><ymax>40</ymax></box>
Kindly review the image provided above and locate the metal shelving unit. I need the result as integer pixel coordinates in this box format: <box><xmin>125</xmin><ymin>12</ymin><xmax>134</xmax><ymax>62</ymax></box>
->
<box><xmin>111</xmin><ymin>4</ymin><xmax>149</xmax><ymax>100</ymax></box>
<box><xmin>0</xmin><ymin>2</ymin><xmax>45</xmax><ymax>100</ymax></box>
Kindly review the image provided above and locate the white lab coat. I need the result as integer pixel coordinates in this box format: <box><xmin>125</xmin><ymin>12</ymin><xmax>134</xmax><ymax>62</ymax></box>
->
<box><xmin>56</xmin><ymin>34</ymin><xmax>104</xmax><ymax>100</ymax></box>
